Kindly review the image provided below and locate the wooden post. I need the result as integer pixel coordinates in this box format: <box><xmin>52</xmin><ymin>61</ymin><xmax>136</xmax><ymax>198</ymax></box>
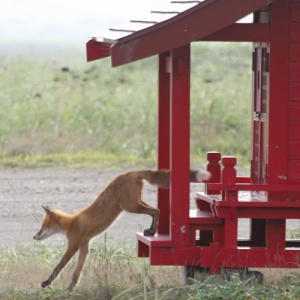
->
<box><xmin>222</xmin><ymin>156</ymin><xmax>237</xmax><ymax>201</ymax></box>
<box><xmin>221</xmin><ymin>156</ymin><xmax>238</xmax><ymax>248</ymax></box>
<box><xmin>170</xmin><ymin>44</ymin><xmax>191</xmax><ymax>246</ymax></box>
<box><xmin>266</xmin><ymin>0</ymin><xmax>289</xmax><ymax>249</ymax></box>
<box><xmin>206</xmin><ymin>151</ymin><xmax>221</xmax><ymax>195</ymax></box>
<box><xmin>157</xmin><ymin>51</ymin><xmax>171</xmax><ymax>235</ymax></box>
<box><xmin>268</xmin><ymin>0</ymin><xmax>288</xmax><ymax>185</ymax></box>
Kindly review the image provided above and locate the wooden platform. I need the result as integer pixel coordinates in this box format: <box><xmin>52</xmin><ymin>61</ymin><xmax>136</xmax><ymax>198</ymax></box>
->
<box><xmin>196</xmin><ymin>192</ymin><xmax>300</xmax><ymax>219</ymax></box>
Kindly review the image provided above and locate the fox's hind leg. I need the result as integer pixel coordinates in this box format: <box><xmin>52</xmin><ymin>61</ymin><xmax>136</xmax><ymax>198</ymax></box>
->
<box><xmin>123</xmin><ymin>201</ymin><xmax>159</xmax><ymax>236</ymax></box>
<box><xmin>140</xmin><ymin>201</ymin><xmax>160</xmax><ymax>236</ymax></box>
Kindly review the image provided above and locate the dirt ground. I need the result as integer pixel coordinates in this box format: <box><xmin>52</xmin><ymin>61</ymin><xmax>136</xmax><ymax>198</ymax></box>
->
<box><xmin>1</xmin><ymin>167</ymin><xmax>299</xmax><ymax>249</ymax></box>
<box><xmin>0</xmin><ymin>167</ymin><xmax>204</xmax><ymax>248</ymax></box>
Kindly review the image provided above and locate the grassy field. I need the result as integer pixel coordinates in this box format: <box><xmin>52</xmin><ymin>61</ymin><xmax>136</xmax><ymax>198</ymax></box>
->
<box><xmin>0</xmin><ymin>41</ymin><xmax>252</xmax><ymax>168</ymax></box>
<box><xmin>1</xmin><ymin>240</ymin><xmax>300</xmax><ymax>299</ymax></box>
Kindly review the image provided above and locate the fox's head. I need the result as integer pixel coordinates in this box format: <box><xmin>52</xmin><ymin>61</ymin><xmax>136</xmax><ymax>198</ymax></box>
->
<box><xmin>33</xmin><ymin>206</ymin><xmax>67</xmax><ymax>241</ymax></box>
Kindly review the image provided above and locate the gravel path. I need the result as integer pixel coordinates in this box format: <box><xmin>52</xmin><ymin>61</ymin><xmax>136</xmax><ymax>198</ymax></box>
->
<box><xmin>0</xmin><ymin>168</ymin><xmax>299</xmax><ymax>248</ymax></box>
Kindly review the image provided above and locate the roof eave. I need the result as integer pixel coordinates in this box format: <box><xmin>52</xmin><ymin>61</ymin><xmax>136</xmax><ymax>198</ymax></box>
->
<box><xmin>86</xmin><ymin>0</ymin><xmax>273</xmax><ymax>66</ymax></box>
<box><xmin>111</xmin><ymin>0</ymin><xmax>273</xmax><ymax>67</ymax></box>
<box><xmin>86</xmin><ymin>40</ymin><xmax>112</xmax><ymax>62</ymax></box>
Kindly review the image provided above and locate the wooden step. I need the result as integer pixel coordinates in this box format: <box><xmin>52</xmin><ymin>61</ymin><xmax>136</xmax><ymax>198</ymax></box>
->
<box><xmin>136</xmin><ymin>232</ymin><xmax>172</xmax><ymax>247</ymax></box>
<box><xmin>189</xmin><ymin>210</ymin><xmax>222</xmax><ymax>224</ymax></box>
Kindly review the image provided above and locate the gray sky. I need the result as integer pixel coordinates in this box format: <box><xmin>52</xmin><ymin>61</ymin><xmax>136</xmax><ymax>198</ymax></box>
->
<box><xmin>0</xmin><ymin>0</ymin><xmax>165</xmax><ymax>40</ymax></box>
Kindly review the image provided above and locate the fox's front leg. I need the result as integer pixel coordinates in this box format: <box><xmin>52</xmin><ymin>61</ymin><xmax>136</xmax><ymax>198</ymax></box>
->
<box><xmin>41</xmin><ymin>246</ymin><xmax>78</xmax><ymax>288</ymax></box>
<box><xmin>67</xmin><ymin>242</ymin><xmax>90</xmax><ymax>291</ymax></box>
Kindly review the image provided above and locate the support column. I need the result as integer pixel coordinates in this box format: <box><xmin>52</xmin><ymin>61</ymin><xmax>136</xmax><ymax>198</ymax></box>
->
<box><xmin>268</xmin><ymin>0</ymin><xmax>289</xmax><ymax>185</ymax></box>
<box><xmin>267</xmin><ymin>0</ymin><xmax>289</xmax><ymax>249</ymax></box>
<box><xmin>157</xmin><ymin>51</ymin><xmax>171</xmax><ymax>234</ymax></box>
<box><xmin>170</xmin><ymin>44</ymin><xmax>191</xmax><ymax>246</ymax></box>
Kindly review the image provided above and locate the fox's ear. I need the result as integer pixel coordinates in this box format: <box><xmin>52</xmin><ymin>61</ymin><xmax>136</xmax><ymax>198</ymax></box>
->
<box><xmin>41</xmin><ymin>205</ymin><xmax>53</xmax><ymax>216</ymax></box>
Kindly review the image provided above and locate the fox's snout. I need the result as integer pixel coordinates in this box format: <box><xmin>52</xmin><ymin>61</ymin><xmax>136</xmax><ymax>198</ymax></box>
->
<box><xmin>33</xmin><ymin>224</ymin><xmax>65</xmax><ymax>241</ymax></box>
<box><xmin>33</xmin><ymin>233</ymin><xmax>41</xmax><ymax>240</ymax></box>
<box><xmin>33</xmin><ymin>229</ymin><xmax>44</xmax><ymax>240</ymax></box>
<box><xmin>33</xmin><ymin>229</ymin><xmax>51</xmax><ymax>241</ymax></box>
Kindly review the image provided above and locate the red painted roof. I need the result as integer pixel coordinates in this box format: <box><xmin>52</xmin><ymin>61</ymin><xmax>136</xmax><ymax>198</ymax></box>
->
<box><xmin>86</xmin><ymin>0</ymin><xmax>273</xmax><ymax>66</ymax></box>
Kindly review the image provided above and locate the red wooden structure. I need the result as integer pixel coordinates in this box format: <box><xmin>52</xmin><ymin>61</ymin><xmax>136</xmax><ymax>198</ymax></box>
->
<box><xmin>87</xmin><ymin>0</ymin><xmax>300</xmax><ymax>275</ymax></box>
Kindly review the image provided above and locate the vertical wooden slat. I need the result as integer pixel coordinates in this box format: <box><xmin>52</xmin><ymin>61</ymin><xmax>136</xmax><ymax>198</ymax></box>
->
<box><xmin>157</xmin><ymin>52</ymin><xmax>171</xmax><ymax>235</ymax></box>
<box><xmin>266</xmin><ymin>220</ymin><xmax>286</xmax><ymax>248</ymax></box>
<box><xmin>290</xmin><ymin>43</ymin><xmax>300</xmax><ymax>61</ymax></box>
<box><xmin>289</xmin><ymin>101</ymin><xmax>300</xmax><ymax>119</ymax></box>
<box><xmin>170</xmin><ymin>44</ymin><xmax>191</xmax><ymax>246</ymax></box>
<box><xmin>252</xmin><ymin>46</ymin><xmax>262</xmax><ymax>184</ymax></box>
<box><xmin>288</xmin><ymin>160</ymin><xmax>300</xmax><ymax>177</ymax></box>
<box><xmin>251</xmin><ymin>44</ymin><xmax>269</xmax><ymax>186</ymax></box>
<box><xmin>289</xmin><ymin>120</ymin><xmax>300</xmax><ymax>139</ymax></box>
<box><xmin>289</xmin><ymin>62</ymin><xmax>300</xmax><ymax>81</ymax></box>
<box><xmin>290</xmin><ymin>2</ymin><xmax>300</xmax><ymax>22</ymax></box>
<box><xmin>288</xmin><ymin>141</ymin><xmax>300</xmax><ymax>158</ymax></box>
<box><xmin>290</xmin><ymin>23</ymin><xmax>300</xmax><ymax>42</ymax></box>
<box><xmin>290</xmin><ymin>82</ymin><xmax>300</xmax><ymax>100</ymax></box>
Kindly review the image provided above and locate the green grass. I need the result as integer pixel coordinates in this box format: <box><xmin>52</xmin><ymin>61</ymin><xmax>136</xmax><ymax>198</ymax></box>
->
<box><xmin>1</xmin><ymin>241</ymin><xmax>300</xmax><ymax>299</ymax></box>
<box><xmin>0</xmin><ymin>152</ymin><xmax>156</xmax><ymax>169</ymax></box>
<box><xmin>0</xmin><ymin>41</ymin><xmax>252</xmax><ymax>168</ymax></box>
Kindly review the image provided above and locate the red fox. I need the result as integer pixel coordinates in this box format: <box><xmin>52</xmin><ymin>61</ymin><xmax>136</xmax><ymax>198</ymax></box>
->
<box><xmin>33</xmin><ymin>169</ymin><xmax>210</xmax><ymax>291</ymax></box>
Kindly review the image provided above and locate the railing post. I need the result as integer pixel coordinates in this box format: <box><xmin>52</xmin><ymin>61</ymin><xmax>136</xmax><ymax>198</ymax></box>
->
<box><xmin>206</xmin><ymin>151</ymin><xmax>221</xmax><ymax>195</ymax></box>
<box><xmin>221</xmin><ymin>156</ymin><xmax>238</xmax><ymax>248</ymax></box>
<box><xmin>221</xmin><ymin>156</ymin><xmax>237</xmax><ymax>201</ymax></box>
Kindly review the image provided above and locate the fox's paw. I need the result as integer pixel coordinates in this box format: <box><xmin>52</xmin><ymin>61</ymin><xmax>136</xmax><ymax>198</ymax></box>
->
<box><xmin>41</xmin><ymin>280</ymin><xmax>51</xmax><ymax>288</ymax></box>
<box><xmin>144</xmin><ymin>229</ymin><xmax>155</xmax><ymax>236</ymax></box>
<box><xmin>66</xmin><ymin>285</ymin><xmax>74</xmax><ymax>292</ymax></box>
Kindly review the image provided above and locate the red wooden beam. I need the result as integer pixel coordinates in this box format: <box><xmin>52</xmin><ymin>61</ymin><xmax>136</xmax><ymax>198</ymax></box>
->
<box><xmin>86</xmin><ymin>40</ymin><xmax>111</xmax><ymax>62</ymax></box>
<box><xmin>208</xmin><ymin>183</ymin><xmax>300</xmax><ymax>192</ymax></box>
<box><xmin>148</xmin><ymin>246</ymin><xmax>300</xmax><ymax>267</ymax></box>
<box><xmin>215</xmin><ymin>206</ymin><xmax>300</xmax><ymax>219</ymax></box>
<box><xmin>111</xmin><ymin>0</ymin><xmax>272</xmax><ymax>66</ymax></box>
<box><xmin>201</xmin><ymin>23</ymin><xmax>270</xmax><ymax>42</ymax></box>
<box><xmin>86</xmin><ymin>23</ymin><xmax>270</xmax><ymax>64</ymax></box>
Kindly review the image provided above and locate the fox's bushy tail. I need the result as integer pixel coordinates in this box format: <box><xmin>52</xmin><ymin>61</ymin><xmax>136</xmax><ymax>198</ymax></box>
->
<box><xmin>137</xmin><ymin>169</ymin><xmax>211</xmax><ymax>189</ymax></box>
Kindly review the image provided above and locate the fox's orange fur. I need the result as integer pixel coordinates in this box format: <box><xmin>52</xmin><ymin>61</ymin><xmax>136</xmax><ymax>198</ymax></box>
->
<box><xmin>33</xmin><ymin>169</ymin><xmax>210</xmax><ymax>291</ymax></box>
